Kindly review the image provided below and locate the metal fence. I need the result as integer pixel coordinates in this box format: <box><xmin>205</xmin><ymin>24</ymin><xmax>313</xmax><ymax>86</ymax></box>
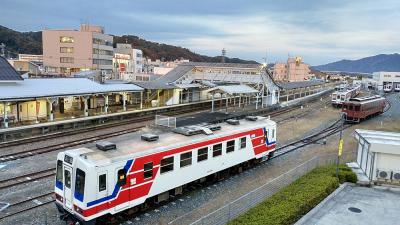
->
<box><xmin>170</xmin><ymin>153</ymin><xmax>356</xmax><ymax>225</ymax></box>
<box><xmin>155</xmin><ymin>115</ymin><xmax>177</xmax><ymax>128</ymax></box>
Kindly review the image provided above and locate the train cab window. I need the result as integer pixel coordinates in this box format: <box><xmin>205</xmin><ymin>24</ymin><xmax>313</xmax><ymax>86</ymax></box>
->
<box><xmin>144</xmin><ymin>162</ymin><xmax>153</xmax><ymax>179</ymax></box>
<box><xmin>343</xmin><ymin>105</ymin><xmax>347</xmax><ymax>110</ymax></box>
<box><xmin>226</xmin><ymin>140</ymin><xmax>235</xmax><ymax>153</ymax></box>
<box><xmin>160</xmin><ymin>157</ymin><xmax>174</xmax><ymax>174</ymax></box>
<box><xmin>75</xmin><ymin>169</ymin><xmax>86</xmax><ymax>199</ymax></box>
<box><xmin>355</xmin><ymin>106</ymin><xmax>360</xmax><ymax>111</ymax></box>
<box><xmin>117</xmin><ymin>169</ymin><xmax>127</xmax><ymax>186</ymax></box>
<box><xmin>99</xmin><ymin>174</ymin><xmax>107</xmax><ymax>192</ymax></box>
<box><xmin>213</xmin><ymin>143</ymin><xmax>222</xmax><ymax>157</ymax></box>
<box><xmin>56</xmin><ymin>160</ymin><xmax>63</xmax><ymax>187</ymax></box>
<box><xmin>240</xmin><ymin>137</ymin><xmax>247</xmax><ymax>149</ymax></box>
<box><xmin>197</xmin><ymin>147</ymin><xmax>208</xmax><ymax>162</ymax></box>
<box><xmin>180</xmin><ymin>152</ymin><xmax>192</xmax><ymax>167</ymax></box>
<box><xmin>349</xmin><ymin>105</ymin><xmax>353</xmax><ymax>110</ymax></box>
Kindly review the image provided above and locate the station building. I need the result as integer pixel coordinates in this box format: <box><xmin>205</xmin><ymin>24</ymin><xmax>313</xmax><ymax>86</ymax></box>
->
<box><xmin>1</xmin><ymin>55</ymin><xmax>331</xmax><ymax>130</ymax></box>
<box><xmin>0</xmin><ymin>56</ymin><xmax>143</xmax><ymax>128</ymax></box>
<box><xmin>372</xmin><ymin>71</ymin><xmax>400</xmax><ymax>91</ymax></box>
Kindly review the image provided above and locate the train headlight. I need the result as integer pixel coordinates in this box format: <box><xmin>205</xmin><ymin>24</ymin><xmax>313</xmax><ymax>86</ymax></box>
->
<box><xmin>55</xmin><ymin>193</ymin><xmax>63</xmax><ymax>202</ymax></box>
<box><xmin>74</xmin><ymin>205</ymin><xmax>84</xmax><ymax>215</ymax></box>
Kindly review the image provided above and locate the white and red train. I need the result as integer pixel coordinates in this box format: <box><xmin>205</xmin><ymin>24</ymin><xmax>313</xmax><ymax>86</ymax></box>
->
<box><xmin>331</xmin><ymin>85</ymin><xmax>361</xmax><ymax>107</ymax></box>
<box><xmin>55</xmin><ymin>116</ymin><xmax>277</xmax><ymax>224</ymax></box>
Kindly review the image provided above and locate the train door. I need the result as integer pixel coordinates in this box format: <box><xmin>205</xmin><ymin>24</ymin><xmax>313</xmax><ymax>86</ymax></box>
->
<box><xmin>97</xmin><ymin>171</ymin><xmax>108</xmax><ymax>203</ymax></box>
<box><xmin>63</xmin><ymin>165</ymin><xmax>73</xmax><ymax>210</ymax></box>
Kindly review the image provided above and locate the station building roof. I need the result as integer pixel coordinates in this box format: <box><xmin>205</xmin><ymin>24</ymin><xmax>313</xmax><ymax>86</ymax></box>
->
<box><xmin>207</xmin><ymin>85</ymin><xmax>259</xmax><ymax>95</ymax></box>
<box><xmin>278</xmin><ymin>80</ymin><xmax>325</xmax><ymax>90</ymax></box>
<box><xmin>0</xmin><ymin>78</ymin><xmax>143</xmax><ymax>101</ymax></box>
<box><xmin>355</xmin><ymin>129</ymin><xmax>400</xmax><ymax>151</ymax></box>
<box><xmin>0</xmin><ymin>56</ymin><xmax>24</xmax><ymax>82</ymax></box>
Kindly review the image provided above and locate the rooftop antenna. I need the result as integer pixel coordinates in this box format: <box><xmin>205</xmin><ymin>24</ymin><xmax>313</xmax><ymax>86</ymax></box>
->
<box><xmin>221</xmin><ymin>48</ymin><xmax>226</xmax><ymax>63</ymax></box>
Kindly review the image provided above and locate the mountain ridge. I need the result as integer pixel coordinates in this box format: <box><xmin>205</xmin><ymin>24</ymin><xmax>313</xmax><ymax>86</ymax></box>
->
<box><xmin>312</xmin><ymin>53</ymin><xmax>400</xmax><ymax>73</ymax></box>
<box><xmin>0</xmin><ymin>25</ymin><xmax>256</xmax><ymax>64</ymax></box>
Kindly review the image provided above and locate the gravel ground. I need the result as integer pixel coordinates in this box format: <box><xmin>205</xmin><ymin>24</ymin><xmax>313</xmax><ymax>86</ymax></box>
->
<box><xmin>1</xmin><ymin>92</ymin><xmax>397</xmax><ymax>225</ymax></box>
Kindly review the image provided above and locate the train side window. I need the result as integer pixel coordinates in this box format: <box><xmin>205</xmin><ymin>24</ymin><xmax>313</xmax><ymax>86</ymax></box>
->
<box><xmin>226</xmin><ymin>140</ymin><xmax>235</xmax><ymax>153</ymax></box>
<box><xmin>349</xmin><ymin>105</ymin><xmax>353</xmax><ymax>110</ymax></box>
<box><xmin>355</xmin><ymin>106</ymin><xmax>360</xmax><ymax>111</ymax></box>
<box><xmin>240</xmin><ymin>137</ymin><xmax>247</xmax><ymax>149</ymax></box>
<box><xmin>99</xmin><ymin>174</ymin><xmax>107</xmax><ymax>192</ymax></box>
<box><xmin>75</xmin><ymin>169</ymin><xmax>86</xmax><ymax>199</ymax></box>
<box><xmin>117</xmin><ymin>169</ymin><xmax>127</xmax><ymax>186</ymax></box>
<box><xmin>160</xmin><ymin>156</ymin><xmax>174</xmax><ymax>174</ymax></box>
<box><xmin>213</xmin><ymin>143</ymin><xmax>222</xmax><ymax>157</ymax></box>
<box><xmin>56</xmin><ymin>160</ymin><xmax>63</xmax><ymax>186</ymax></box>
<box><xmin>272</xmin><ymin>129</ymin><xmax>275</xmax><ymax>139</ymax></box>
<box><xmin>197</xmin><ymin>147</ymin><xmax>208</xmax><ymax>162</ymax></box>
<box><xmin>180</xmin><ymin>152</ymin><xmax>192</xmax><ymax>167</ymax></box>
<box><xmin>144</xmin><ymin>162</ymin><xmax>153</xmax><ymax>179</ymax></box>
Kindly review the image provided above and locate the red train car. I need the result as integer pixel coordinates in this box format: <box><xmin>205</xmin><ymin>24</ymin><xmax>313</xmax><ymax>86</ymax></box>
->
<box><xmin>342</xmin><ymin>95</ymin><xmax>386</xmax><ymax>123</ymax></box>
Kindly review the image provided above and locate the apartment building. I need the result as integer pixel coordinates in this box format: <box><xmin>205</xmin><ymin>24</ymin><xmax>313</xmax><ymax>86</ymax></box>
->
<box><xmin>273</xmin><ymin>56</ymin><xmax>311</xmax><ymax>82</ymax></box>
<box><xmin>113</xmin><ymin>43</ymin><xmax>144</xmax><ymax>79</ymax></box>
<box><xmin>42</xmin><ymin>24</ymin><xmax>113</xmax><ymax>76</ymax></box>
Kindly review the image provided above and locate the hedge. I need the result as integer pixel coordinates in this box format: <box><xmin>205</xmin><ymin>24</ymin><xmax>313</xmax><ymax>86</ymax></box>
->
<box><xmin>228</xmin><ymin>165</ymin><xmax>357</xmax><ymax>225</ymax></box>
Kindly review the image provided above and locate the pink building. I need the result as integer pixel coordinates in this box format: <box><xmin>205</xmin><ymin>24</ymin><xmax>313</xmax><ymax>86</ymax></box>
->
<box><xmin>273</xmin><ymin>57</ymin><xmax>311</xmax><ymax>82</ymax></box>
<box><xmin>43</xmin><ymin>24</ymin><xmax>113</xmax><ymax>76</ymax></box>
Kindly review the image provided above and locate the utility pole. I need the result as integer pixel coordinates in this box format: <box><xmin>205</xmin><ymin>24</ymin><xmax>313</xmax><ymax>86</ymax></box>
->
<box><xmin>221</xmin><ymin>48</ymin><xmax>226</xmax><ymax>63</ymax></box>
<box><xmin>0</xmin><ymin>43</ymin><xmax>5</xmax><ymax>57</ymax></box>
<box><xmin>336</xmin><ymin>112</ymin><xmax>346</xmax><ymax>179</ymax></box>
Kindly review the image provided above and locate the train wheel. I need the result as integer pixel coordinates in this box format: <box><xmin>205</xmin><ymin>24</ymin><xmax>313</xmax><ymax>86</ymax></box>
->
<box><xmin>268</xmin><ymin>151</ymin><xmax>275</xmax><ymax>160</ymax></box>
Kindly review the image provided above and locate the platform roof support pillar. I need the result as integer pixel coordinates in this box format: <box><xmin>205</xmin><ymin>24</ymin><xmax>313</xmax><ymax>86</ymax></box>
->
<box><xmin>47</xmin><ymin>97</ymin><xmax>57</xmax><ymax>121</ymax></box>
<box><xmin>83</xmin><ymin>96</ymin><xmax>90</xmax><ymax>117</ymax></box>
<box><xmin>122</xmin><ymin>93</ymin><xmax>127</xmax><ymax>111</ymax></box>
<box><xmin>140</xmin><ymin>91</ymin><xmax>143</xmax><ymax>110</ymax></box>
<box><xmin>104</xmin><ymin>94</ymin><xmax>109</xmax><ymax>114</ymax></box>
<box><xmin>211</xmin><ymin>93</ymin><xmax>215</xmax><ymax>112</ymax></box>
<box><xmin>226</xmin><ymin>96</ymin><xmax>229</xmax><ymax>112</ymax></box>
<box><xmin>3</xmin><ymin>102</ymin><xmax>8</xmax><ymax>128</ymax></box>
<box><xmin>238</xmin><ymin>95</ymin><xmax>241</xmax><ymax>108</ymax></box>
<box><xmin>256</xmin><ymin>94</ymin><xmax>259</xmax><ymax>110</ymax></box>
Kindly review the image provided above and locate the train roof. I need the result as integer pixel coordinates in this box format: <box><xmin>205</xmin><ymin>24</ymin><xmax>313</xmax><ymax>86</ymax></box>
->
<box><xmin>346</xmin><ymin>95</ymin><xmax>385</xmax><ymax>104</ymax></box>
<box><xmin>66</xmin><ymin>115</ymin><xmax>276</xmax><ymax>166</ymax></box>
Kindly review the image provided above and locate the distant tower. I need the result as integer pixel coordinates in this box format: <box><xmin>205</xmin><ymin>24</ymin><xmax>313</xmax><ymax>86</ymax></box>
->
<box><xmin>221</xmin><ymin>48</ymin><xmax>226</xmax><ymax>63</ymax></box>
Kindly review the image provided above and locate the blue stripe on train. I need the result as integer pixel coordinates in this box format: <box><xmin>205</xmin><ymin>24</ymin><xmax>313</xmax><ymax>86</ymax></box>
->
<box><xmin>85</xmin><ymin>159</ymin><xmax>133</xmax><ymax>207</ymax></box>
<box><xmin>56</xmin><ymin>180</ymin><xmax>63</xmax><ymax>190</ymax></box>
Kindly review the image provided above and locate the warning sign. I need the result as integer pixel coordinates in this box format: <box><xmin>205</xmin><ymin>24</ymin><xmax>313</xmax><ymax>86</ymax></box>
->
<box><xmin>338</xmin><ymin>139</ymin><xmax>344</xmax><ymax>156</ymax></box>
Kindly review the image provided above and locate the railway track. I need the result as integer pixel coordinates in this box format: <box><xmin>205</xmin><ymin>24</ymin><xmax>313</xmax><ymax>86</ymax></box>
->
<box><xmin>0</xmin><ymin>126</ymin><xmax>144</xmax><ymax>163</ymax></box>
<box><xmin>0</xmin><ymin>192</ymin><xmax>54</xmax><ymax>220</ymax></box>
<box><xmin>0</xmin><ymin>168</ymin><xmax>56</xmax><ymax>190</ymax></box>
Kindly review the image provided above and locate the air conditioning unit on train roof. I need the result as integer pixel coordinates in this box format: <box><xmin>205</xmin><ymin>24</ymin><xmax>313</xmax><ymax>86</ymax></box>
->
<box><xmin>141</xmin><ymin>133</ymin><xmax>159</xmax><ymax>142</ymax></box>
<box><xmin>96</xmin><ymin>141</ymin><xmax>117</xmax><ymax>151</ymax></box>
<box><xmin>226</xmin><ymin>119</ymin><xmax>240</xmax><ymax>125</ymax></box>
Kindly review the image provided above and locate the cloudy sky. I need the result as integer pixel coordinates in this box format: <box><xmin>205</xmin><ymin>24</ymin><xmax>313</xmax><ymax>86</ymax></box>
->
<box><xmin>1</xmin><ymin>0</ymin><xmax>399</xmax><ymax>65</ymax></box>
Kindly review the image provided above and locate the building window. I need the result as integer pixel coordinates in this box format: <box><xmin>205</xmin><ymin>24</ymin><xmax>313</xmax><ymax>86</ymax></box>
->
<box><xmin>93</xmin><ymin>38</ymin><xmax>113</xmax><ymax>46</ymax></box>
<box><xmin>60</xmin><ymin>47</ymin><xmax>74</xmax><ymax>53</ymax></box>
<box><xmin>240</xmin><ymin>137</ymin><xmax>246</xmax><ymax>149</ymax></box>
<box><xmin>213</xmin><ymin>143</ymin><xmax>222</xmax><ymax>157</ymax></box>
<box><xmin>93</xmin><ymin>48</ymin><xmax>113</xmax><ymax>56</ymax></box>
<box><xmin>60</xmin><ymin>57</ymin><xmax>74</xmax><ymax>63</ymax></box>
<box><xmin>226</xmin><ymin>140</ymin><xmax>235</xmax><ymax>153</ymax></box>
<box><xmin>99</xmin><ymin>174</ymin><xmax>106</xmax><ymax>192</ymax></box>
<box><xmin>160</xmin><ymin>156</ymin><xmax>174</xmax><ymax>174</ymax></box>
<box><xmin>93</xmin><ymin>59</ymin><xmax>112</xmax><ymax>65</ymax></box>
<box><xmin>197</xmin><ymin>147</ymin><xmax>208</xmax><ymax>162</ymax></box>
<box><xmin>143</xmin><ymin>162</ymin><xmax>153</xmax><ymax>179</ymax></box>
<box><xmin>60</xmin><ymin>36</ymin><xmax>74</xmax><ymax>43</ymax></box>
<box><xmin>180</xmin><ymin>152</ymin><xmax>192</xmax><ymax>168</ymax></box>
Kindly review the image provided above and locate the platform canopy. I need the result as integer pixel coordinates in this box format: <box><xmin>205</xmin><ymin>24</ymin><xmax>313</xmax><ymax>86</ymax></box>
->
<box><xmin>206</xmin><ymin>85</ymin><xmax>259</xmax><ymax>95</ymax></box>
<box><xmin>0</xmin><ymin>78</ymin><xmax>143</xmax><ymax>101</ymax></box>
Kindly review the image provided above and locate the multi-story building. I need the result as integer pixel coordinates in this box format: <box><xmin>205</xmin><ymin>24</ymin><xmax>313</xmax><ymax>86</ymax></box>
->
<box><xmin>273</xmin><ymin>57</ymin><xmax>311</xmax><ymax>82</ymax></box>
<box><xmin>42</xmin><ymin>24</ymin><xmax>113</xmax><ymax>76</ymax></box>
<box><xmin>113</xmin><ymin>44</ymin><xmax>143</xmax><ymax>79</ymax></box>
